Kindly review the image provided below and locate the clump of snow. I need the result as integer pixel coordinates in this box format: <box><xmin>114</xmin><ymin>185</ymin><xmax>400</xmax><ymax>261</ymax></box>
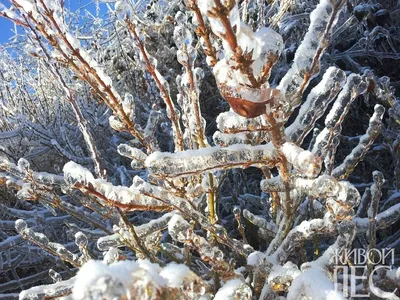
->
<box><xmin>268</xmin><ymin>261</ymin><xmax>301</xmax><ymax>285</ymax></box>
<box><xmin>247</xmin><ymin>251</ymin><xmax>267</xmax><ymax>266</ymax></box>
<box><xmin>73</xmin><ymin>259</ymin><xmax>166</xmax><ymax>300</ymax></box>
<box><xmin>214</xmin><ymin>279</ymin><xmax>252</xmax><ymax>300</ymax></box>
<box><xmin>63</xmin><ymin>161</ymin><xmax>95</xmax><ymax>186</ymax></box>
<box><xmin>159</xmin><ymin>263</ymin><xmax>193</xmax><ymax>288</ymax></box>
<box><xmin>287</xmin><ymin>267</ymin><xmax>345</xmax><ymax>300</ymax></box>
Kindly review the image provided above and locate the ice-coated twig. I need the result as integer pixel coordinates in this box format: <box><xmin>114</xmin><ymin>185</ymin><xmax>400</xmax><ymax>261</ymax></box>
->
<box><xmin>261</xmin><ymin>174</ymin><xmax>361</xmax><ymax>217</ymax></box>
<box><xmin>366</xmin><ymin>171</ymin><xmax>383</xmax><ymax>281</ymax></box>
<box><xmin>174</xmin><ymin>11</ymin><xmax>208</xmax><ymax>150</ymax></box>
<box><xmin>0</xmin><ymin>235</ymin><xmax>25</xmax><ymax>252</ymax></box>
<box><xmin>51</xmin><ymin>139</ymin><xmax>93</xmax><ymax>165</ymax></box>
<box><xmin>314</xmin><ymin>220</ymin><xmax>356</xmax><ymax>269</ymax></box>
<box><xmin>1</xmin><ymin>253</ymin><xmax>26</xmax><ymax>273</ymax></box>
<box><xmin>332</xmin><ymin>105</ymin><xmax>385</xmax><ymax>180</ymax></box>
<box><xmin>111</xmin><ymin>210</ymin><xmax>154</xmax><ymax>260</ymax></box>
<box><xmin>271</xmin><ymin>213</ymin><xmax>337</xmax><ymax>264</ymax></box>
<box><xmin>201</xmin><ymin>0</ymin><xmax>259</xmax><ymax>87</ymax></box>
<box><xmin>125</xmin><ymin>19</ymin><xmax>184</xmax><ymax>152</ymax></box>
<box><xmin>66</xmin><ymin>93</ymin><xmax>107</xmax><ymax>179</ymax></box>
<box><xmin>65</xmin><ymin>223</ymin><xmax>105</xmax><ymax>241</ymax></box>
<box><xmin>97</xmin><ymin>234</ymin><xmax>122</xmax><ymax>252</ymax></box>
<box><xmin>0</xmin><ymin>157</ymin><xmax>64</xmax><ymax>186</ymax></box>
<box><xmin>63</xmin><ymin>161</ymin><xmax>169</xmax><ymax>211</ymax></box>
<box><xmin>261</xmin><ymin>174</ymin><xmax>342</xmax><ymax>199</ymax></box>
<box><xmin>19</xmin><ymin>277</ymin><xmax>75</xmax><ymax>300</ymax></box>
<box><xmin>356</xmin><ymin>187</ymin><xmax>372</xmax><ymax>217</ymax></box>
<box><xmin>312</xmin><ymin>74</ymin><xmax>369</xmax><ymax>158</ymax></box>
<box><xmin>97</xmin><ymin>212</ymin><xmax>175</xmax><ymax>251</ymax></box>
<box><xmin>132</xmin><ymin>176</ymin><xmax>209</xmax><ymax>227</ymax></box>
<box><xmin>0</xmin><ymin>270</ymin><xmax>49</xmax><ymax>294</ymax></box>
<box><xmin>173</xmin><ymin>16</ymin><xmax>217</xmax><ymax>223</ymax></box>
<box><xmin>354</xmin><ymin>202</ymin><xmax>400</xmax><ymax>233</ymax></box>
<box><xmin>325</xmin><ymin>73</ymin><xmax>369</xmax><ymax>128</ymax></box>
<box><xmin>286</xmin><ymin>221</ymin><xmax>356</xmax><ymax>299</ymax></box>
<box><xmin>11</xmin><ymin>0</ymin><xmax>150</xmax><ymax>151</ymax></box>
<box><xmin>286</xmin><ymin>67</ymin><xmax>346</xmax><ymax>145</ymax></box>
<box><xmin>33</xmin><ymin>31</ymin><xmax>107</xmax><ymax>179</ymax></box>
<box><xmin>57</xmin><ymin>198</ymin><xmax>112</xmax><ymax>234</ymax></box>
<box><xmin>280</xmin><ymin>142</ymin><xmax>321</xmax><ymax>178</ymax></box>
<box><xmin>186</xmin><ymin>0</ymin><xmax>217</xmax><ymax>66</ymax></box>
<box><xmin>278</xmin><ymin>0</ymin><xmax>346</xmax><ymax>110</ymax></box>
<box><xmin>216</xmin><ymin>111</ymin><xmax>271</xmax><ymax>134</ymax></box>
<box><xmin>213</xmin><ymin>131</ymin><xmax>269</xmax><ymax>147</ymax></box>
<box><xmin>15</xmin><ymin>219</ymin><xmax>81</xmax><ymax>267</ymax></box>
<box><xmin>75</xmin><ymin>232</ymin><xmax>91</xmax><ymax>263</ymax></box>
<box><xmin>0</xmin><ymin>129</ymin><xmax>20</xmax><ymax>140</ymax></box>
<box><xmin>243</xmin><ymin>209</ymin><xmax>277</xmax><ymax>235</ymax></box>
<box><xmin>133</xmin><ymin>176</ymin><xmax>252</xmax><ymax>257</ymax></box>
<box><xmin>146</xmin><ymin>143</ymin><xmax>278</xmax><ymax>179</ymax></box>
<box><xmin>117</xmin><ymin>144</ymin><xmax>148</xmax><ymax>169</ymax></box>
<box><xmin>143</xmin><ymin>109</ymin><xmax>162</xmax><ymax>150</ymax></box>
<box><xmin>168</xmin><ymin>214</ymin><xmax>234</xmax><ymax>278</ymax></box>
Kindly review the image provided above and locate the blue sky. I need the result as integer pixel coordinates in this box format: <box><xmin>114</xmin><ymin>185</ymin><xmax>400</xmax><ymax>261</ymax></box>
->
<box><xmin>0</xmin><ymin>0</ymin><xmax>108</xmax><ymax>44</ymax></box>
<box><xmin>0</xmin><ymin>0</ymin><xmax>13</xmax><ymax>43</ymax></box>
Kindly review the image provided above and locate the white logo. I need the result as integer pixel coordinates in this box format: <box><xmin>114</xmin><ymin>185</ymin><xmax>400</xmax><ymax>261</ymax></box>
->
<box><xmin>332</xmin><ymin>248</ymin><xmax>397</xmax><ymax>298</ymax></box>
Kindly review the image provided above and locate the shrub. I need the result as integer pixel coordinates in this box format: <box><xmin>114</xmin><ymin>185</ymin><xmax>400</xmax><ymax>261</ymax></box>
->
<box><xmin>0</xmin><ymin>0</ymin><xmax>399</xmax><ymax>299</ymax></box>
